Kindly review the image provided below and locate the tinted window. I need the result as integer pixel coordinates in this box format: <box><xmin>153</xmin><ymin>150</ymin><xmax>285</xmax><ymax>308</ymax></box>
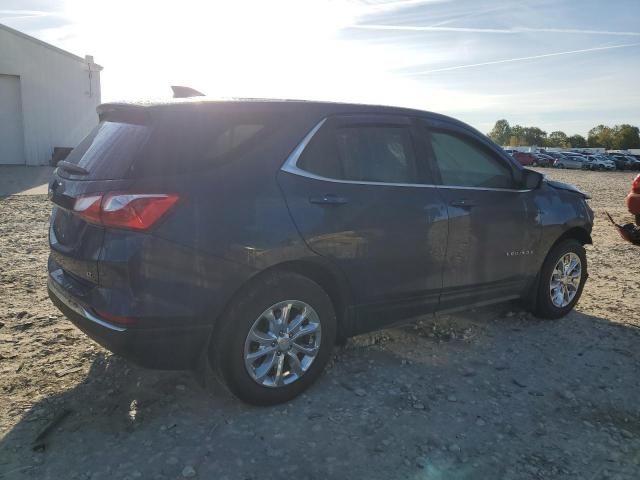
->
<box><xmin>61</xmin><ymin>121</ymin><xmax>152</xmax><ymax>180</ymax></box>
<box><xmin>136</xmin><ymin>111</ymin><xmax>271</xmax><ymax>176</ymax></box>
<box><xmin>429</xmin><ymin>130</ymin><xmax>513</xmax><ymax>188</ymax></box>
<box><xmin>298</xmin><ymin>124</ymin><xmax>418</xmax><ymax>184</ymax></box>
<box><xmin>61</xmin><ymin>111</ymin><xmax>276</xmax><ymax>179</ymax></box>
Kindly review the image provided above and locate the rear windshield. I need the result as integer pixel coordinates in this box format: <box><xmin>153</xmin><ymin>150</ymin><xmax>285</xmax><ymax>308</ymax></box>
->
<box><xmin>60</xmin><ymin>121</ymin><xmax>151</xmax><ymax>180</ymax></box>
<box><xmin>60</xmin><ymin>107</ymin><xmax>282</xmax><ymax>180</ymax></box>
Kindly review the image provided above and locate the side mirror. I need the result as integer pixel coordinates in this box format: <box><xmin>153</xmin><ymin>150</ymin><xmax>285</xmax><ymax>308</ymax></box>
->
<box><xmin>520</xmin><ymin>168</ymin><xmax>543</xmax><ymax>190</ymax></box>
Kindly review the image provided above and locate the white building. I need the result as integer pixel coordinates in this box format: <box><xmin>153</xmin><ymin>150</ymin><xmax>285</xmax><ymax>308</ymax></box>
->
<box><xmin>0</xmin><ymin>23</ymin><xmax>102</xmax><ymax>165</ymax></box>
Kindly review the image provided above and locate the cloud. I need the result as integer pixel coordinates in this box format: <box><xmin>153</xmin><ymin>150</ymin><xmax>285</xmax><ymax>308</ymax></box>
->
<box><xmin>0</xmin><ymin>9</ymin><xmax>63</xmax><ymax>20</ymax></box>
<box><xmin>355</xmin><ymin>0</ymin><xmax>449</xmax><ymax>14</ymax></box>
<box><xmin>349</xmin><ymin>24</ymin><xmax>640</xmax><ymax>37</ymax></box>
<box><xmin>0</xmin><ymin>10</ymin><xmax>53</xmax><ymax>15</ymax></box>
<box><xmin>404</xmin><ymin>43</ymin><xmax>640</xmax><ymax>75</ymax></box>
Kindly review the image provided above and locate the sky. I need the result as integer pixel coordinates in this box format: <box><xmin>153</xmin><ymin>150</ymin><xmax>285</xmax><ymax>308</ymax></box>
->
<box><xmin>2</xmin><ymin>0</ymin><xmax>639</xmax><ymax>136</ymax></box>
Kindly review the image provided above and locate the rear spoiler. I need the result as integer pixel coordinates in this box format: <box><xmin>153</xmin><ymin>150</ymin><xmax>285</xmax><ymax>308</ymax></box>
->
<box><xmin>171</xmin><ymin>86</ymin><xmax>205</xmax><ymax>98</ymax></box>
<box><xmin>96</xmin><ymin>104</ymin><xmax>150</xmax><ymax>124</ymax></box>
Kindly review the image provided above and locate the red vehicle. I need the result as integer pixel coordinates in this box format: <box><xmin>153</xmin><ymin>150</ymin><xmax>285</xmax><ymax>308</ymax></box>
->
<box><xmin>626</xmin><ymin>174</ymin><xmax>640</xmax><ymax>224</ymax></box>
<box><xmin>609</xmin><ymin>174</ymin><xmax>640</xmax><ymax>245</ymax></box>
<box><xmin>512</xmin><ymin>151</ymin><xmax>537</xmax><ymax>166</ymax></box>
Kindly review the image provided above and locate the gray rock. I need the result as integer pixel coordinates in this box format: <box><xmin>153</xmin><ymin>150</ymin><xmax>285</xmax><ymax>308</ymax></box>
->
<box><xmin>560</xmin><ymin>390</ymin><xmax>575</xmax><ymax>401</ymax></box>
<box><xmin>620</xmin><ymin>429</ymin><xmax>633</xmax><ymax>439</ymax></box>
<box><xmin>181</xmin><ymin>465</ymin><xmax>196</xmax><ymax>478</ymax></box>
<box><xmin>354</xmin><ymin>388</ymin><xmax>367</xmax><ymax>397</ymax></box>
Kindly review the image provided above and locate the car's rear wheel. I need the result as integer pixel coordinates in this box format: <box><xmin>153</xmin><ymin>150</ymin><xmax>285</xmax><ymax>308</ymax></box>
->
<box><xmin>557</xmin><ymin>163</ymin><xmax>564</xmax><ymax>169</ymax></box>
<box><xmin>211</xmin><ymin>272</ymin><xmax>336</xmax><ymax>405</ymax></box>
<box><xmin>531</xmin><ymin>239</ymin><xmax>587</xmax><ymax>319</ymax></box>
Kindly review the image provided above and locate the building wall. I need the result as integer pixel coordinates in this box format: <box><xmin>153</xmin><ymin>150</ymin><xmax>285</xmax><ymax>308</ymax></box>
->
<box><xmin>0</xmin><ymin>25</ymin><xmax>101</xmax><ymax>165</ymax></box>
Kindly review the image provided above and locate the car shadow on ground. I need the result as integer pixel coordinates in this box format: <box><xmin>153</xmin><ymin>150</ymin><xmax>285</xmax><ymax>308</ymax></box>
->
<box><xmin>1</xmin><ymin>305</ymin><xmax>639</xmax><ymax>480</ymax></box>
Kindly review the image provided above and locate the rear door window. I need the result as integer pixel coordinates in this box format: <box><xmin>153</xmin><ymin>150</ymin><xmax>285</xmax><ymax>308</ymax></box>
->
<box><xmin>297</xmin><ymin>118</ymin><xmax>420</xmax><ymax>184</ymax></box>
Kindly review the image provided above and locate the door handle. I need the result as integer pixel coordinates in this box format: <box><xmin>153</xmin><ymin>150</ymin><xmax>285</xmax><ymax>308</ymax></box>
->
<box><xmin>450</xmin><ymin>199</ymin><xmax>477</xmax><ymax>208</ymax></box>
<box><xmin>309</xmin><ymin>194</ymin><xmax>348</xmax><ymax>205</ymax></box>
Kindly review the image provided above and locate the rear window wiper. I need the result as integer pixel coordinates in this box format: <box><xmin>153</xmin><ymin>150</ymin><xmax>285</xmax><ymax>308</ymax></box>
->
<box><xmin>57</xmin><ymin>161</ymin><xmax>89</xmax><ymax>175</ymax></box>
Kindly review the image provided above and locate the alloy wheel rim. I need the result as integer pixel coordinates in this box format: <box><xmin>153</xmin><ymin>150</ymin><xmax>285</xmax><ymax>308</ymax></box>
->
<box><xmin>244</xmin><ymin>300</ymin><xmax>321</xmax><ymax>388</ymax></box>
<box><xmin>549</xmin><ymin>252</ymin><xmax>582</xmax><ymax>308</ymax></box>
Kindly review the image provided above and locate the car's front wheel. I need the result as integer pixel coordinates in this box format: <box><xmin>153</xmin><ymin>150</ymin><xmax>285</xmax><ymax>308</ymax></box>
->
<box><xmin>531</xmin><ymin>239</ymin><xmax>587</xmax><ymax>319</ymax></box>
<box><xmin>211</xmin><ymin>271</ymin><xmax>336</xmax><ymax>405</ymax></box>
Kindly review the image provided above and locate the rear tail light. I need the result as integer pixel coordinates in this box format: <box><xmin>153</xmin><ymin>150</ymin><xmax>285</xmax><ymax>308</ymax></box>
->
<box><xmin>73</xmin><ymin>193</ymin><xmax>179</xmax><ymax>230</ymax></box>
<box><xmin>632</xmin><ymin>175</ymin><xmax>640</xmax><ymax>194</ymax></box>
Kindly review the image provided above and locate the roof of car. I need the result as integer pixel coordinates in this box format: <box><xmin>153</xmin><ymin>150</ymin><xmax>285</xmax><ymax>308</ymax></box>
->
<box><xmin>96</xmin><ymin>96</ymin><xmax>469</xmax><ymax>128</ymax></box>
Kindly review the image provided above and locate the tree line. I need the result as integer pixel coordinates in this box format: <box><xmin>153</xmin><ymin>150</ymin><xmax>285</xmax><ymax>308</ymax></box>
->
<box><xmin>487</xmin><ymin>119</ymin><xmax>640</xmax><ymax>149</ymax></box>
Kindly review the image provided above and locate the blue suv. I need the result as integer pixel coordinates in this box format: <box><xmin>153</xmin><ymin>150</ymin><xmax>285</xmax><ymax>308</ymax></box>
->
<box><xmin>48</xmin><ymin>99</ymin><xmax>593</xmax><ymax>404</ymax></box>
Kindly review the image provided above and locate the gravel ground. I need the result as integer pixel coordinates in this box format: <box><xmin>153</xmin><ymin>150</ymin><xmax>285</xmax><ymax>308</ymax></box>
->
<box><xmin>1</xmin><ymin>169</ymin><xmax>639</xmax><ymax>480</ymax></box>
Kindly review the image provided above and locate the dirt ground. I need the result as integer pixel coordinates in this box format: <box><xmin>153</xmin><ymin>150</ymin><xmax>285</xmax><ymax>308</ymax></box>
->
<box><xmin>1</xmin><ymin>169</ymin><xmax>639</xmax><ymax>480</ymax></box>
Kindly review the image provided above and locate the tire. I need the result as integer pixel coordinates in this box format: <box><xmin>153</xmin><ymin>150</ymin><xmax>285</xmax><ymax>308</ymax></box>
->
<box><xmin>532</xmin><ymin>161</ymin><xmax>538</xmax><ymax>167</ymax></box>
<box><xmin>531</xmin><ymin>239</ymin><xmax>587</xmax><ymax>319</ymax></box>
<box><xmin>557</xmin><ymin>163</ymin><xmax>564</xmax><ymax>169</ymax></box>
<box><xmin>211</xmin><ymin>271</ymin><xmax>336</xmax><ymax>405</ymax></box>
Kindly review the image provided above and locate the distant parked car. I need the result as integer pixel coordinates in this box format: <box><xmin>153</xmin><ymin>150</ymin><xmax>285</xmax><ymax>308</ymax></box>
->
<box><xmin>586</xmin><ymin>155</ymin><xmax>616</xmax><ymax>171</ymax></box>
<box><xmin>610</xmin><ymin>155</ymin><xmax>639</xmax><ymax>171</ymax></box>
<box><xmin>609</xmin><ymin>155</ymin><xmax>631</xmax><ymax>170</ymax></box>
<box><xmin>547</xmin><ymin>152</ymin><xmax>566</xmax><ymax>162</ymax></box>
<box><xmin>512</xmin><ymin>151</ymin><xmax>537</xmax><ymax>166</ymax></box>
<box><xmin>624</xmin><ymin>156</ymin><xmax>640</xmax><ymax>171</ymax></box>
<box><xmin>555</xmin><ymin>155</ymin><xmax>588</xmax><ymax>169</ymax></box>
<box><xmin>533</xmin><ymin>153</ymin><xmax>553</xmax><ymax>167</ymax></box>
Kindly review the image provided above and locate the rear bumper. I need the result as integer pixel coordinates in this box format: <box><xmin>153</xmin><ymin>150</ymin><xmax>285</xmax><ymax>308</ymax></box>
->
<box><xmin>48</xmin><ymin>276</ymin><xmax>209</xmax><ymax>369</ymax></box>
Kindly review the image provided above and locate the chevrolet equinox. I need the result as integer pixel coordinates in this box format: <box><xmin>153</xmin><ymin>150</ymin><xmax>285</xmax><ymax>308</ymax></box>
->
<box><xmin>48</xmin><ymin>99</ymin><xmax>594</xmax><ymax>405</ymax></box>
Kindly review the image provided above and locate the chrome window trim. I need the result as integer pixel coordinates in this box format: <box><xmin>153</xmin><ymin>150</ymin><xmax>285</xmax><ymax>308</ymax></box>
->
<box><xmin>281</xmin><ymin>118</ymin><xmax>533</xmax><ymax>194</ymax></box>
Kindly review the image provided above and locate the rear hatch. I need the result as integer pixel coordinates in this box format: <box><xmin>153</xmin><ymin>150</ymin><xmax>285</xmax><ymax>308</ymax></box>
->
<box><xmin>48</xmin><ymin>108</ymin><xmax>152</xmax><ymax>288</ymax></box>
<box><xmin>49</xmin><ymin>101</ymin><xmax>284</xmax><ymax>292</ymax></box>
